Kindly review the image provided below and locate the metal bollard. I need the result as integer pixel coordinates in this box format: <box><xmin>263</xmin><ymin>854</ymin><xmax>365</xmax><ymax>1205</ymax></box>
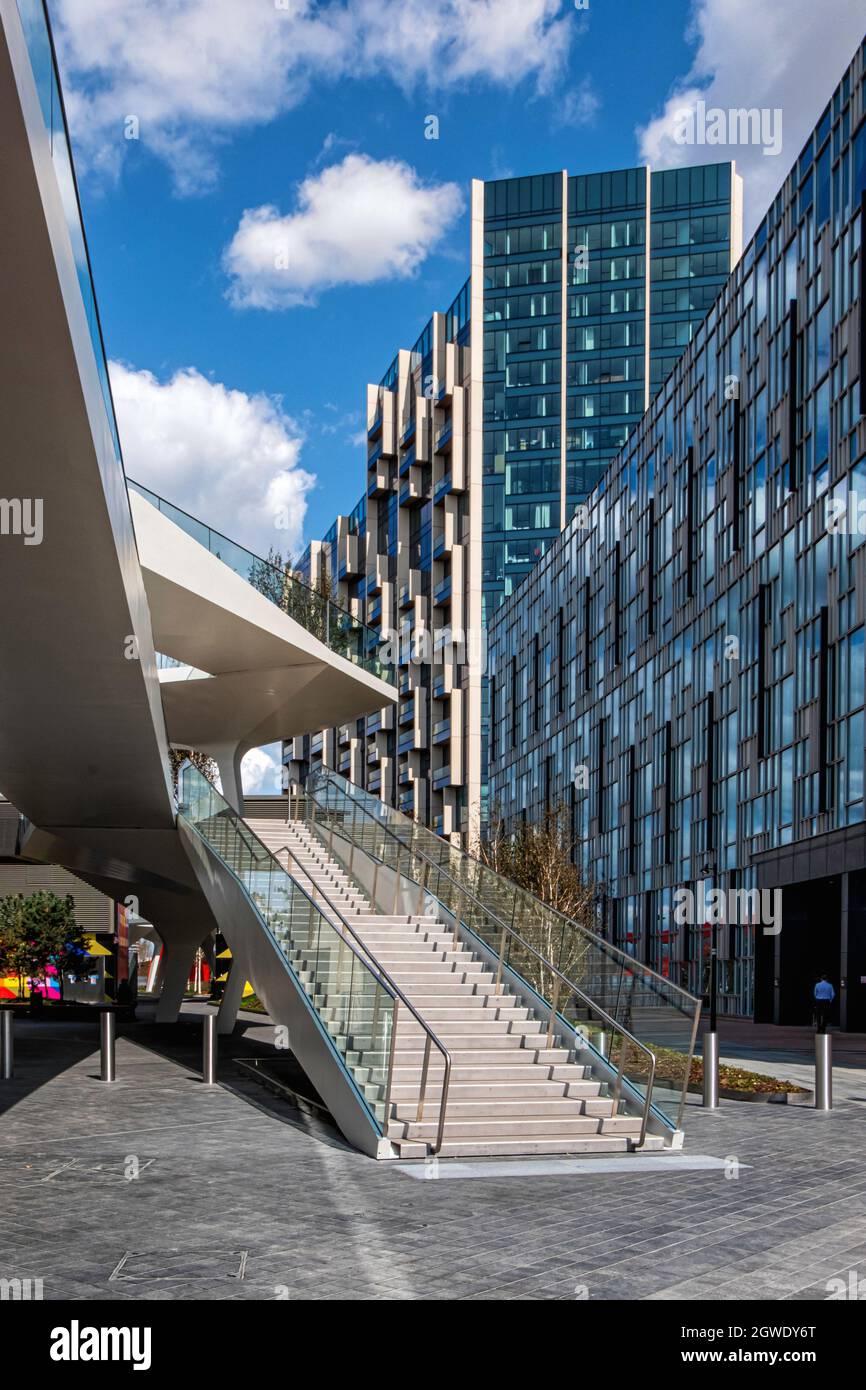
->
<box><xmin>702</xmin><ymin>1031</ymin><xmax>720</xmax><ymax>1108</ymax></box>
<box><xmin>100</xmin><ymin>1010</ymin><xmax>116</xmax><ymax>1083</ymax></box>
<box><xmin>202</xmin><ymin>1011</ymin><xmax>218</xmax><ymax>1085</ymax></box>
<box><xmin>815</xmin><ymin>1031</ymin><xmax>833</xmax><ymax>1110</ymax></box>
<box><xmin>0</xmin><ymin>1010</ymin><xmax>13</xmax><ymax>1080</ymax></box>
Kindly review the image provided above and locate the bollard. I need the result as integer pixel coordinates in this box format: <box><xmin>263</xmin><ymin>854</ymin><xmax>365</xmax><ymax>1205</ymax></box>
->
<box><xmin>100</xmin><ymin>1010</ymin><xmax>116</xmax><ymax>1083</ymax></box>
<box><xmin>203</xmin><ymin>1011</ymin><xmax>218</xmax><ymax>1085</ymax></box>
<box><xmin>815</xmin><ymin>1031</ymin><xmax>832</xmax><ymax>1110</ymax></box>
<box><xmin>0</xmin><ymin>1010</ymin><xmax>12</xmax><ymax>1080</ymax></box>
<box><xmin>702</xmin><ymin>1031</ymin><xmax>720</xmax><ymax>1108</ymax></box>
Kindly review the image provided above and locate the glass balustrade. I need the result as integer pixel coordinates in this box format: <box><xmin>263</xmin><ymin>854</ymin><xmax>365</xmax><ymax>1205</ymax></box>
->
<box><xmin>129</xmin><ymin>480</ymin><xmax>393</xmax><ymax>686</ymax></box>
<box><xmin>178</xmin><ymin>764</ymin><xmax>395</xmax><ymax>1125</ymax></box>
<box><xmin>305</xmin><ymin>769</ymin><xmax>700</xmax><ymax>1131</ymax></box>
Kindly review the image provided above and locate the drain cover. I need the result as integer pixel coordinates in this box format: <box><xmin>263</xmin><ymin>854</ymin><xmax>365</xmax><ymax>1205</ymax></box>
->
<box><xmin>109</xmin><ymin>1249</ymin><xmax>248</xmax><ymax>1282</ymax></box>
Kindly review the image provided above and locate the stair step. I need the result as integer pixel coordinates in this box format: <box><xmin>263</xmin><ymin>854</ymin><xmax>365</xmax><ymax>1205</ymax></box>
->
<box><xmin>388</xmin><ymin>1077</ymin><xmax>595</xmax><ymax>1100</ymax></box>
<box><xmin>393</xmin><ymin>1046</ymin><xmax>570</xmax><ymax>1067</ymax></box>
<box><xmin>389</xmin><ymin>1115</ymin><xmax>610</xmax><ymax>1140</ymax></box>
<box><xmin>391</xmin><ymin>1098</ymin><xmax>608</xmax><ymax>1120</ymax></box>
<box><xmin>396</xmin><ymin>1135</ymin><xmax>633</xmax><ymax>1158</ymax></box>
<box><xmin>244</xmin><ymin>814</ymin><xmax>664</xmax><ymax>1163</ymax></box>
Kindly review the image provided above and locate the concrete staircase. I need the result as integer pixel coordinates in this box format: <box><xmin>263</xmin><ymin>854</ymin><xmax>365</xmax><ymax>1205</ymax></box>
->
<box><xmin>246</xmin><ymin>816</ymin><xmax>659</xmax><ymax>1159</ymax></box>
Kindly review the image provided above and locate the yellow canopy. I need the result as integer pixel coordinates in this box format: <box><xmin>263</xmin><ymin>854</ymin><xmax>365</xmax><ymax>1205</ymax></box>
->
<box><xmin>84</xmin><ymin>935</ymin><xmax>113</xmax><ymax>957</ymax></box>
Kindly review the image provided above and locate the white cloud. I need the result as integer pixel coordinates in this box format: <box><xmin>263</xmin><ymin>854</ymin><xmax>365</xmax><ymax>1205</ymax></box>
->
<box><xmin>637</xmin><ymin>0</ymin><xmax>865</xmax><ymax>236</ymax></box>
<box><xmin>223</xmin><ymin>154</ymin><xmax>464</xmax><ymax>310</ymax></box>
<box><xmin>109</xmin><ymin>361</ymin><xmax>314</xmax><ymax>557</ymax></box>
<box><xmin>54</xmin><ymin>0</ymin><xmax>574</xmax><ymax>193</ymax></box>
<box><xmin>555</xmin><ymin>76</ymin><xmax>601</xmax><ymax>129</ymax></box>
<box><xmin>241</xmin><ymin>745</ymin><xmax>284</xmax><ymax>795</ymax></box>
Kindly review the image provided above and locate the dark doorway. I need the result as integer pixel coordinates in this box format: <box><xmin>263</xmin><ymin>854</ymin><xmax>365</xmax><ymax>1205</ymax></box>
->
<box><xmin>753</xmin><ymin>911</ymin><xmax>776</xmax><ymax>1023</ymax></box>
<box><xmin>846</xmin><ymin>870</ymin><xmax>866</xmax><ymax>1032</ymax></box>
<box><xmin>778</xmin><ymin>875</ymin><xmax>841</xmax><ymax>1026</ymax></box>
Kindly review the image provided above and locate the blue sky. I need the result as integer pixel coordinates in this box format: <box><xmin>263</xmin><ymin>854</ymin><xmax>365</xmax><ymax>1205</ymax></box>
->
<box><xmin>54</xmin><ymin>0</ymin><xmax>865</xmax><ymax>560</ymax></box>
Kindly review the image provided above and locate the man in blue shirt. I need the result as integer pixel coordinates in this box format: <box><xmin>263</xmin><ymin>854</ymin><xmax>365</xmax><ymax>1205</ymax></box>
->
<box><xmin>814</xmin><ymin>975</ymin><xmax>835</xmax><ymax>1033</ymax></box>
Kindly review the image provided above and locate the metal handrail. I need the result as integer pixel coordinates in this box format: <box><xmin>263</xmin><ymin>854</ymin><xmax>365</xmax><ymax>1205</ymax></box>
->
<box><xmin>264</xmin><ymin>836</ymin><xmax>452</xmax><ymax>1154</ymax></box>
<box><xmin>302</xmin><ymin>780</ymin><xmax>662</xmax><ymax>1145</ymax></box>
<box><xmin>179</xmin><ymin>771</ymin><xmax>451</xmax><ymax>1153</ymax></box>
<box><xmin>308</xmin><ymin>777</ymin><xmax>699</xmax><ymax>1008</ymax></box>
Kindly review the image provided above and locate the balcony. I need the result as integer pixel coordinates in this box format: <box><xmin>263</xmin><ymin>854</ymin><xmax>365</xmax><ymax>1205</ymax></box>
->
<box><xmin>399</xmin><ymin>699</ymin><xmax>415</xmax><ymax>725</ymax></box>
<box><xmin>434</xmin><ymin>422</ymin><xmax>453</xmax><ymax>454</ymax></box>
<box><xmin>398</xmin><ymin>581</ymin><xmax>412</xmax><ymax>609</ymax></box>
<box><xmin>433</xmin><ymin>717</ymin><xmax>451</xmax><ymax>745</ymax></box>
<box><xmin>432</xmin><ymin>673</ymin><xmax>447</xmax><ymax>699</ymax></box>
<box><xmin>399</xmin><ymin>445</ymin><xmax>416</xmax><ymax>476</ymax></box>
<box><xmin>367</xmin><ymin>465</ymin><xmax>390</xmax><ymax>499</ymax></box>
<box><xmin>338</xmin><ymin>532</ymin><xmax>361</xmax><ymax>579</ymax></box>
<box><xmin>398</xmin><ymin>730</ymin><xmax>416</xmax><ymax>753</ymax></box>
<box><xmin>368</xmin><ymin>411</ymin><xmax>383</xmax><ymax>439</ymax></box>
<box><xmin>433</xmin><ymin>575</ymin><xmax>452</xmax><ymax>607</ymax></box>
<box><xmin>400</xmin><ymin>419</ymin><xmax>416</xmax><ymax>448</ymax></box>
<box><xmin>367</xmin><ymin>438</ymin><xmax>383</xmax><ymax>468</ymax></box>
<box><xmin>433</xmin><ymin>472</ymin><xmax>453</xmax><ymax>503</ymax></box>
<box><xmin>432</xmin><ymin>764</ymin><xmax>452</xmax><ymax>790</ymax></box>
<box><xmin>399</xmin><ymin>473</ymin><xmax>425</xmax><ymax>507</ymax></box>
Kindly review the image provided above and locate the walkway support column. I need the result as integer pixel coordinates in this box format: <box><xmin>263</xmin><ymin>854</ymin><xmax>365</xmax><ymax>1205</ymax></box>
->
<box><xmin>155</xmin><ymin>932</ymin><xmax>205</xmax><ymax>1024</ymax></box>
<box><xmin>217</xmin><ymin>950</ymin><xmax>250</xmax><ymax>1035</ymax></box>
<box><xmin>209</xmin><ymin>743</ymin><xmax>245</xmax><ymax>817</ymax></box>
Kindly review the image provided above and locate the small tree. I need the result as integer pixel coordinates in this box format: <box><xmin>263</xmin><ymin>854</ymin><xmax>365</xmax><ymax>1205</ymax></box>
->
<box><xmin>476</xmin><ymin>804</ymin><xmax>596</xmax><ymax>1000</ymax></box>
<box><xmin>0</xmin><ymin>891</ymin><xmax>90</xmax><ymax>1000</ymax></box>
<box><xmin>169</xmin><ymin>748</ymin><xmax>219</xmax><ymax>790</ymax></box>
<box><xmin>248</xmin><ymin>547</ymin><xmax>294</xmax><ymax>609</ymax></box>
<box><xmin>0</xmin><ymin>893</ymin><xmax>29</xmax><ymax>996</ymax></box>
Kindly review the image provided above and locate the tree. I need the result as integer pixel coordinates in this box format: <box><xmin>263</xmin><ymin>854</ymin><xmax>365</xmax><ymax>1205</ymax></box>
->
<box><xmin>0</xmin><ymin>893</ymin><xmax>28</xmax><ymax>994</ymax></box>
<box><xmin>169</xmin><ymin>748</ymin><xmax>219</xmax><ymax>790</ymax></box>
<box><xmin>248</xmin><ymin>547</ymin><xmax>293</xmax><ymax>609</ymax></box>
<box><xmin>0</xmin><ymin>891</ymin><xmax>91</xmax><ymax>1000</ymax></box>
<box><xmin>249</xmin><ymin>546</ymin><xmax>355</xmax><ymax>661</ymax></box>
<box><xmin>475</xmin><ymin>804</ymin><xmax>596</xmax><ymax>1002</ymax></box>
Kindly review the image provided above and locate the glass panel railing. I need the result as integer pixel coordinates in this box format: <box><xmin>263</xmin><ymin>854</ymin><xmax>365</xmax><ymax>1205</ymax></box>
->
<box><xmin>129</xmin><ymin>479</ymin><xmax>393</xmax><ymax>686</ymax></box>
<box><xmin>15</xmin><ymin>0</ymin><xmax>124</xmax><ymax>465</ymax></box>
<box><xmin>305</xmin><ymin>769</ymin><xmax>701</xmax><ymax>1133</ymax></box>
<box><xmin>177</xmin><ymin>764</ymin><xmax>395</xmax><ymax>1125</ymax></box>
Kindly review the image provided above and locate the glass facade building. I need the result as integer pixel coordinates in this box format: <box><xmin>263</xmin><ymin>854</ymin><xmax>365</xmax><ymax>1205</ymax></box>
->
<box><xmin>285</xmin><ymin>161</ymin><xmax>740</xmax><ymax>844</ymax></box>
<box><xmin>488</xmin><ymin>39</ymin><xmax>866</xmax><ymax>1029</ymax></box>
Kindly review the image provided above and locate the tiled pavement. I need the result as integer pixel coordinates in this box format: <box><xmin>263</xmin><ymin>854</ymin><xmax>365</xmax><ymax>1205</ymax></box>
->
<box><xmin>1</xmin><ymin>1005</ymin><xmax>865</xmax><ymax>1301</ymax></box>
